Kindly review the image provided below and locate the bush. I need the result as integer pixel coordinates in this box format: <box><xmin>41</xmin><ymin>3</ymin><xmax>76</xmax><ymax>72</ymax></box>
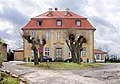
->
<box><xmin>0</xmin><ymin>53</ymin><xmax>2</xmax><ymax>68</ymax></box>
<box><xmin>0</xmin><ymin>72</ymin><xmax>20</xmax><ymax>84</ymax></box>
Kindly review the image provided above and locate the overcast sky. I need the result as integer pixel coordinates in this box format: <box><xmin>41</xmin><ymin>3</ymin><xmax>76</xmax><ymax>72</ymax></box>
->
<box><xmin>0</xmin><ymin>0</ymin><xmax>120</xmax><ymax>56</ymax></box>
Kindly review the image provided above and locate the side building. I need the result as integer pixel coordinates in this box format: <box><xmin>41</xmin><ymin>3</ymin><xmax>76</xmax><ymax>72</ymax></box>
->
<box><xmin>0</xmin><ymin>43</ymin><xmax>7</xmax><ymax>61</ymax></box>
<box><xmin>22</xmin><ymin>8</ymin><xmax>96</xmax><ymax>62</ymax></box>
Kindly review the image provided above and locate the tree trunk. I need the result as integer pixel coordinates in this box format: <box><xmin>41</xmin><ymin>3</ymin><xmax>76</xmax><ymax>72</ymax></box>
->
<box><xmin>34</xmin><ymin>50</ymin><xmax>39</xmax><ymax>65</ymax></box>
<box><xmin>71</xmin><ymin>51</ymin><xmax>76</xmax><ymax>63</ymax></box>
<box><xmin>71</xmin><ymin>43</ymin><xmax>76</xmax><ymax>63</ymax></box>
<box><xmin>40</xmin><ymin>52</ymin><xmax>43</xmax><ymax>62</ymax></box>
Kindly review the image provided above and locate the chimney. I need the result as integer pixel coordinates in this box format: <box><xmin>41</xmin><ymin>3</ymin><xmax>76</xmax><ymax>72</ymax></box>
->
<box><xmin>49</xmin><ymin>8</ymin><xmax>52</xmax><ymax>11</ymax></box>
<box><xmin>55</xmin><ymin>7</ymin><xmax>58</xmax><ymax>11</ymax></box>
<box><xmin>66</xmin><ymin>8</ymin><xmax>70</xmax><ymax>12</ymax></box>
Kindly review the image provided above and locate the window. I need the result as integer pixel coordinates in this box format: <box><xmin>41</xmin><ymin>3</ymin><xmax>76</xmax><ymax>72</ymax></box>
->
<box><xmin>76</xmin><ymin>20</ymin><xmax>81</xmax><ymax>26</ymax></box>
<box><xmin>96</xmin><ymin>54</ymin><xmax>100</xmax><ymax>60</ymax></box>
<box><xmin>65</xmin><ymin>12</ymin><xmax>72</xmax><ymax>16</ymax></box>
<box><xmin>57</xmin><ymin>32</ymin><xmax>61</xmax><ymax>40</ymax></box>
<box><xmin>57</xmin><ymin>20</ymin><xmax>62</xmax><ymax>26</ymax></box>
<box><xmin>82</xmin><ymin>32</ymin><xmax>86</xmax><ymax>37</ymax></box>
<box><xmin>45</xmin><ymin>48</ymin><xmax>49</xmax><ymax>56</ymax></box>
<box><xmin>37</xmin><ymin>20</ymin><xmax>42</xmax><ymax>26</ymax></box>
<box><xmin>68</xmin><ymin>48</ymin><xmax>71</xmax><ymax>57</ymax></box>
<box><xmin>31</xmin><ymin>31</ymin><xmax>36</xmax><ymax>37</ymax></box>
<box><xmin>82</xmin><ymin>48</ymin><xmax>86</xmax><ymax>57</ymax></box>
<box><xmin>31</xmin><ymin>50</ymin><xmax>34</xmax><ymax>56</ymax></box>
<box><xmin>44</xmin><ymin>32</ymin><xmax>49</xmax><ymax>40</ymax></box>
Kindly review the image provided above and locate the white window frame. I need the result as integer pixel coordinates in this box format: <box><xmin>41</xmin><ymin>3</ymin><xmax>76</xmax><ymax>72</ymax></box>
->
<box><xmin>68</xmin><ymin>48</ymin><xmax>71</xmax><ymax>57</ymax></box>
<box><xmin>57</xmin><ymin>32</ymin><xmax>61</xmax><ymax>40</ymax></box>
<box><xmin>44</xmin><ymin>32</ymin><xmax>49</xmax><ymax>40</ymax></box>
<box><xmin>76</xmin><ymin>20</ymin><xmax>81</xmax><ymax>26</ymax></box>
<box><xmin>82</xmin><ymin>32</ymin><xmax>86</xmax><ymax>37</ymax></box>
<box><xmin>96</xmin><ymin>54</ymin><xmax>100</xmax><ymax>60</ymax></box>
<box><xmin>37</xmin><ymin>20</ymin><xmax>42</xmax><ymax>26</ymax></box>
<box><xmin>44</xmin><ymin>48</ymin><xmax>49</xmax><ymax>57</ymax></box>
<box><xmin>57</xmin><ymin>20</ymin><xmax>62</xmax><ymax>26</ymax></box>
<box><xmin>82</xmin><ymin>48</ymin><xmax>86</xmax><ymax>57</ymax></box>
<box><xmin>31</xmin><ymin>31</ymin><xmax>36</xmax><ymax>37</ymax></box>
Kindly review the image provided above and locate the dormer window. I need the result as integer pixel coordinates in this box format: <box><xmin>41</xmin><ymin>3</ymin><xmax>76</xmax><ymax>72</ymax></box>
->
<box><xmin>37</xmin><ymin>20</ymin><xmax>42</xmax><ymax>26</ymax></box>
<box><xmin>46</xmin><ymin>12</ymin><xmax>53</xmax><ymax>17</ymax></box>
<box><xmin>65</xmin><ymin>12</ymin><xmax>72</xmax><ymax>16</ymax></box>
<box><xmin>76</xmin><ymin>20</ymin><xmax>81</xmax><ymax>26</ymax></box>
<box><xmin>57</xmin><ymin>20</ymin><xmax>62</xmax><ymax>26</ymax></box>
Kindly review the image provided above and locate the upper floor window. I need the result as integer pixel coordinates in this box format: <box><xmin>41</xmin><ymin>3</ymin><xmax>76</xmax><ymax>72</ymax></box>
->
<box><xmin>57</xmin><ymin>32</ymin><xmax>61</xmax><ymax>40</ymax></box>
<box><xmin>82</xmin><ymin>48</ymin><xmax>86</xmax><ymax>57</ymax></box>
<box><xmin>76</xmin><ymin>20</ymin><xmax>81</xmax><ymax>26</ymax></box>
<box><xmin>32</xmin><ymin>31</ymin><xmax>36</xmax><ymax>37</ymax></box>
<box><xmin>57</xmin><ymin>20</ymin><xmax>62</xmax><ymax>26</ymax></box>
<box><xmin>37</xmin><ymin>20</ymin><xmax>42</xmax><ymax>26</ymax></box>
<box><xmin>44</xmin><ymin>32</ymin><xmax>49</xmax><ymax>40</ymax></box>
<box><xmin>82</xmin><ymin>32</ymin><xmax>86</xmax><ymax>37</ymax></box>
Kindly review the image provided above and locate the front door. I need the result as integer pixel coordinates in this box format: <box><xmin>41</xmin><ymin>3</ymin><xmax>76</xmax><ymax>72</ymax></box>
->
<box><xmin>56</xmin><ymin>48</ymin><xmax>62</xmax><ymax>61</ymax></box>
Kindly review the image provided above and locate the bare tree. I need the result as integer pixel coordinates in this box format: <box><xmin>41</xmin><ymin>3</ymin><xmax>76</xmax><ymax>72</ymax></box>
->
<box><xmin>22</xmin><ymin>31</ymin><xmax>46</xmax><ymax>65</ymax></box>
<box><xmin>65</xmin><ymin>28</ymin><xmax>86</xmax><ymax>64</ymax></box>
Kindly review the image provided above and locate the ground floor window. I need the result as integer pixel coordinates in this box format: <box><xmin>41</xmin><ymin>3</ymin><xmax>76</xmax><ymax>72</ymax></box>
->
<box><xmin>68</xmin><ymin>48</ymin><xmax>71</xmax><ymax>57</ymax></box>
<box><xmin>45</xmin><ymin>48</ymin><xmax>49</xmax><ymax>56</ymax></box>
<box><xmin>82</xmin><ymin>48</ymin><xmax>86</xmax><ymax>57</ymax></box>
<box><xmin>96</xmin><ymin>54</ymin><xmax>100</xmax><ymax>60</ymax></box>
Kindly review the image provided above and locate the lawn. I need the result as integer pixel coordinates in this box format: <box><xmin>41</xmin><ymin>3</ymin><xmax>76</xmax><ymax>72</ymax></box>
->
<box><xmin>0</xmin><ymin>72</ymin><xmax>20</xmax><ymax>84</ymax></box>
<box><xmin>21</xmin><ymin>62</ymin><xmax>102</xmax><ymax>70</ymax></box>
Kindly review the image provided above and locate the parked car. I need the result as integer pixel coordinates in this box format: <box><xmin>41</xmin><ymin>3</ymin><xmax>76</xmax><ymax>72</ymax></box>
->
<box><xmin>64</xmin><ymin>58</ymin><xmax>83</xmax><ymax>62</ymax></box>
<box><xmin>31</xmin><ymin>56</ymin><xmax>53</xmax><ymax>62</ymax></box>
<box><xmin>43</xmin><ymin>56</ymin><xmax>52</xmax><ymax>62</ymax></box>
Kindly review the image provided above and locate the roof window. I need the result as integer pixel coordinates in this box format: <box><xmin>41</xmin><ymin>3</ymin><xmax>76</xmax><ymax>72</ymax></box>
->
<box><xmin>46</xmin><ymin>12</ymin><xmax>53</xmax><ymax>17</ymax></box>
<box><xmin>37</xmin><ymin>20</ymin><xmax>42</xmax><ymax>26</ymax></box>
<box><xmin>65</xmin><ymin>12</ymin><xmax>72</xmax><ymax>16</ymax></box>
<box><xmin>57</xmin><ymin>20</ymin><xmax>62</xmax><ymax>26</ymax></box>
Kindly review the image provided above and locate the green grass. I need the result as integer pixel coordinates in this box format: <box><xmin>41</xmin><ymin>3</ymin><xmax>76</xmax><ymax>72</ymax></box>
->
<box><xmin>0</xmin><ymin>72</ymin><xmax>20</xmax><ymax>84</ymax></box>
<box><xmin>21</xmin><ymin>62</ymin><xmax>101</xmax><ymax>70</ymax></box>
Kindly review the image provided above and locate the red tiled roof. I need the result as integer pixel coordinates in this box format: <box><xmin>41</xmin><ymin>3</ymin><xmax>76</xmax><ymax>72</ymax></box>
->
<box><xmin>33</xmin><ymin>11</ymin><xmax>84</xmax><ymax>19</ymax></box>
<box><xmin>22</xmin><ymin>11</ymin><xmax>95</xmax><ymax>30</ymax></box>
<box><xmin>94</xmin><ymin>49</ymin><xmax>107</xmax><ymax>54</ymax></box>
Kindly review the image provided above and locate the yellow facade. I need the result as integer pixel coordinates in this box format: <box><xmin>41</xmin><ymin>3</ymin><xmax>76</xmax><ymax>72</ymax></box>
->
<box><xmin>23</xmin><ymin>29</ymin><xmax>94</xmax><ymax>62</ymax></box>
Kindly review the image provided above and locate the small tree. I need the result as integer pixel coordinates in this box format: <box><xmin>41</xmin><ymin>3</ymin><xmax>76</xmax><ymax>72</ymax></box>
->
<box><xmin>0</xmin><ymin>38</ymin><xmax>3</xmax><ymax>80</ymax></box>
<box><xmin>22</xmin><ymin>31</ymin><xmax>46</xmax><ymax>65</ymax></box>
<box><xmin>65</xmin><ymin>29</ymin><xmax>86</xmax><ymax>64</ymax></box>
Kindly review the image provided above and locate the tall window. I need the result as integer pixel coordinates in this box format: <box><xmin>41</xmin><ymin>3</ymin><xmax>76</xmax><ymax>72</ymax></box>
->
<box><xmin>57</xmin><ymin>32</ymin><xmax>61</xmax><ymax>40</ymax></box>
<box><xmin>44</xmin><ymin>32</ymin><xmax>49</xmax><ymax>40</ymax></box>
<box><xmin>45</xmin><ymin>48</ymin><xmax>49</xmax><ymax>56</ymax></box>
<box><xmin>76</xmin><ymin>20</ymin><xmax>81</xmax><ymax>26</ymax></box>
<box><xmin>82</xmin><ymin>48</ymin><xmax>86</xmax><ymax>57</ymax></box>
<box><xmin>82</xmin><ymin>32</ymin><xmax>86</xmax><ymax>37</ymax></box>
<box><xmin>37</xmin><ymin>20</ymin><xmax>42</xmax><ymax>26</ymax></box>
<box><xmin>96</xmin><ymin>54</ymin><xmax>100</xmax><ymax>60</ymax></box>
<box><xmin>32</xmin><ymin>31</ymin><xmax>36</xmax><ymax>37</ymax></box>
<box><xmin>68</xmin><ymin>48</ymin><xmax>71</xmax><ymax>57</ymax></box>
<box><xmin>57</xmin><ymin>20</ymin><xmax>62</xmax><ymax>26</ymax></box>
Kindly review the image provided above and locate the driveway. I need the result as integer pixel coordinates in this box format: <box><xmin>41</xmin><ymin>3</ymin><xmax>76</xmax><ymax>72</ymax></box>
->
<box><xmin>1</xmin><ymin>61</ymin><xmax>120</xmax><ymax>84</ymax></box>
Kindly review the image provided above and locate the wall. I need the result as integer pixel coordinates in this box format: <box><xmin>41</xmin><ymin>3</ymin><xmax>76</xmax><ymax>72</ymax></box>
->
<box><xmin>14</xmin><ymin>51</ymin><xmax>24</xmax><ymax>61</ymax></box>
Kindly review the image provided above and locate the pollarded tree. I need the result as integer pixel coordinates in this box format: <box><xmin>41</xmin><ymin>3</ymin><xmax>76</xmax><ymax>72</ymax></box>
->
<box><xmin>65</xmin><ymin>29</ymin><xmax>86</xmax><ymax>64</ymax></box>
<box><xmin>22</xmin><ymin>31</ymin><xmax>46</xmax><ymax>65</ymax></box>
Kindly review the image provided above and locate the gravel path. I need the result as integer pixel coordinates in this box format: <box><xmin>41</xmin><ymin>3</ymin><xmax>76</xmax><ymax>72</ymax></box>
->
<box><xmin>1</xmin><ymin>61</ymin><xmax>120</xmax><ymax>84</ymax></box>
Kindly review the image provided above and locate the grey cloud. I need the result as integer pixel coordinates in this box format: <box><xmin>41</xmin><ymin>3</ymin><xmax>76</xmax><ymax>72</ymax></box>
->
<box><xmin>0</xmin><ymin>4</ymin><xmax>29</xmax><ymax>27</ymax></box>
